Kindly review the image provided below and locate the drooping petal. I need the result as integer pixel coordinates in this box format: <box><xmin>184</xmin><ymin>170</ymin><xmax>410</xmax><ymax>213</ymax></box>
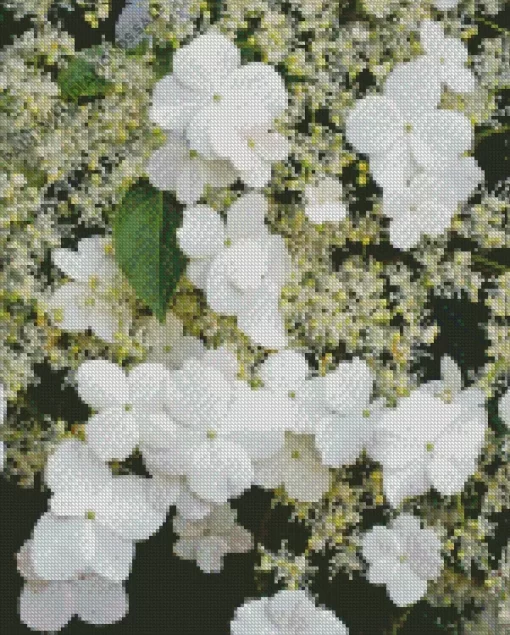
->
<box><xmin>31</xmin><ymin>514</ymin><xmax>95</xmax><ymax>580</ymax></box>
<box><xmin>20</xmin><ymin>582</ymin><xmax>75</xmax><ymax>632</ymax></box>
<box><xmin>91</xmin><ymin>525</ymin><xmax>135</xmax><ymax>582</ymax></box>
<box><xmin>385</xmin><ymin>564</ymin><xmax>428</xmax><ymax>607</ymax></box>
<box><xmin>75</xmin><ymin>579</ymin><xmax>128</xmax><ymax>626</ymax></box>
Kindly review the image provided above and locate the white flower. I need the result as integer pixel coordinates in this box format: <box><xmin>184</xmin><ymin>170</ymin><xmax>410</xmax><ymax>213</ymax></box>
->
<box><xmin>150</xmin><ymin>31</ymin><xmax>289</xmax><ymax>188</ymax></box>
<box><xmin>177</xmin><ymin>192</ymin><xmax>291</xmax><ymax>349</ymax></box>
<box><xmin>76</xmin><ymin>359</ymin><xmax>172</xmax><ymax>461</ymax></box>
<box><xmin>346</xmin><ymin>61</ymin><xmax>473</xmax><ymax>192</ymax></box>
<box><xmin>231</xmin><ymin>589</ymin><xmax>348</xmax><ymax>634</ymax></box>
<box><xmin>254</xmin><ymin>432</ymin><xmax>331</xmax><ymax>502</ymax></box>
<box><xmin>147</xmin><ymin>132</ymin><xmax>237</xmax><ymax>204</ymax></box>
<box><xmin>361</xmin><ymin>514</ymin><xmax>443</xmax><ymax>607</ymax></box>
<box><xmin>173</xmin><ymin>504</ymin><xmax>252</xmax><ymax>573</ymax></box>
<box><xmin>47</xmin><ymin>237</ymin><xmax>125</xmax><ymax>343</ymax></box>
<box><xmin>142</xmin><ymin>312</ymin><xmax>205</xmax><ymax>369</ymax></box>
<box><xmin>419</xmin><ymin>21</ymin><xmax>476</xmax><ymax>93</ymax></box>
<box><xmin>190</xmin><ymin>100</ymin><xmax>290</xmax><ymax>188</ymax></box>
<box><xmin>384</xmin><ymin>157</ymin><xmax>483</xmax><ymax>249</ymax></box>
<box><xmin>371</xmin><ymin>359</ymin><xmax>487</xmax><ymax>506</ymax></box>
<box><xmin>20</xmin><ymin>578</ymin><xmax>128</xmax><ymax>631</ymax></box>
<box><xmin>142</xmin><ymin>349</ymin><xmax>287</xmax><ymax>503</ymax></box>
<box><xmin>304</xmin><ymin>177</ymin><xmax>349</xmax><ymax>224</ymax></box>
<box><xmin>18</xmin><ymin>542</ymin><xmax>128</xmax><ymax>631</ymax></box>
<box><xmin>30</xmin><ymin>440</ymin><xmax>167</xmax><ymax>582</ymax></box>
<box><xmin>299</xmin><ymin>358</ymin><xmax>376</xmax><ymax>467</ymax></box>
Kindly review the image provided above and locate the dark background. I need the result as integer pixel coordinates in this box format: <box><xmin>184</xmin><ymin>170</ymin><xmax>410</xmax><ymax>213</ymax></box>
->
<box><xmin>1</xmin><ymin>1</ymin><xmax>510</xmax><ymax>633</ymax></box>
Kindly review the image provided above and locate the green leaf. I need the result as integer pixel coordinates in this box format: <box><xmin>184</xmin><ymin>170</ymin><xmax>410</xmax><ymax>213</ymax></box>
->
<box><xmin>113</xmin><ymin>180</ymin><xmax>186</xmax><ymax>321</ymax></box>
<box><xmin>58</xmin><ymin>56</ymin><xmax>110</xmax><ymax>101</ymax></box>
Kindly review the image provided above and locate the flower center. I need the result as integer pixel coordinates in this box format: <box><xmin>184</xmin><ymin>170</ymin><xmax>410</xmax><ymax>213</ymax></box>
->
<box><xmin>224</xmin><ymin>237</ymin><xmax>232</xmax><ymax>247</ymax></box>
<box><xmin>439</xmin><ymin>56</ymin><xmax>445</xmax><ymax>65</ymax></box>
<box><xmin>403</xmin><ymin>122</ymin><xmax>413</xmax><ymax>134</ymax></box>
<box><xmin>291</xmin><ymin>449</ymin><xmax>301</xmax><ymax>460</ymax></box>
<box><xmin>85</xmin><ymin>510</ymin><xmax>96</xmax><ymax>520</ymax></box>
<box><xmin>124</xmin><ymin>403</ymin><xmax>133</xmax><ymax>412</ymax></box>
<box><xmin>189</xmin><ymin>149</ymin><xmax>199</xmax><ymax>159</ymax></box>
<box><xmin>288</xmin><ymin>390</ymin><xmax>296</xmax><ymax>399</ymax></box>
<box><xmin>398</xmin><ymin>554</ymin><xmax>408</xmax><ymax>564</ymax></box>
<box><xmin>247</xmin><ymin>137</ymin><xmax>257</xmax><ymax>149</ymax></box>
<box><xmin>213</xmin><ymin>93</ymin><xmax>222</xmax><ymax>102</ymax></box>
<box><xmin>426</xmin><ymin>442</ymin><xmax>434</xmax><ymax>453</ymax></box>
<box><xmin>206</xmin><ymin>429</ymin><xmax>217</xmax><ymax>440</ymax></box>
<box><xmin>88</xmin><ymin>275</ymin><xmax>100</xmax><ymax>290</ymax></box>
<box><xmin>83</xmin><ymin>296</ymin><xmax>96</xmax><ymax>307</ymax></box>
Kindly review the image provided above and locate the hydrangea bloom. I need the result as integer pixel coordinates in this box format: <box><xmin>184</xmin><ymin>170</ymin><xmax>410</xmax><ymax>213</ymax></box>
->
<box><xmin>76</xmin><ymin>359</ymin><xmax>172</xmax><ymax>461</ymax></box>
<box><xmin>150</xmin><ymin>31</ymin><xmax>289</xmax><ymax>188</ymax></box>
<box><xmin>147</xmin><ymin>131</ymin><xmax>237</xmax><ymax>204</ymax></box>
<box><xmin>141</xmin><ymin>350</ymin><xmax>287</xmax><ymax>503</ymax></box>
<box><xmin>46</xmin><ymin>237</ymin><xmax>124</xmax><ymax>343</ymax></box>
<box><xmin>173</xmin><ymin>504</ymin><xmax>252</xmax><ymax>573</ymax></box>
<box><xmin>18</xmin><ymin>544</ymin><xmax>128</xmax><ymax>631</ymax></box>
<box><xmin>142</xmin><ymin>312</ymin><xmax>205</xmax><ymax>369</ymax></box>
<box><xmin>371</xmin><ymin>358</ymin><xmax>487</xmax><ymax>506</ymax></box>
<box><xmin>29</xmin><ymin>441</ymin><xmax>167</xmax><ymax>582</ymax></box>
<box><xmin>298</xmin><ymin>358</ymin><xmax>376</xmax><ymax>467</ymax></box>
<box><xmin>361</xmin><ymin>514</ymin><xmax>443</xmax><ymax>607</ymax></box>
<box><xmin>177</xmin><ymin>192</ymin><xmax>291</xmax><ymax>349</ymax></box>
<box><xmin>231</xmin><ymin>589</ymin><xmax>348</xmax><ymax>634</ymax></box>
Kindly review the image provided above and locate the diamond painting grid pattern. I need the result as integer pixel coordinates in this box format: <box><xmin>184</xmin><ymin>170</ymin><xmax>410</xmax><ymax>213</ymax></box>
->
<box><xmin>0</xmin><ymin>0</ymin><xmax>510</xmax><ymax>633</ymax></box>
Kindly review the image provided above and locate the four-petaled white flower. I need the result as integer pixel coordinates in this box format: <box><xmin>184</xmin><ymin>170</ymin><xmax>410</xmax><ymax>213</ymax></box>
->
<box><xmin>173</xmin><ymin>504</ymin><xmax>253</xmax><ymax>573</ymax></box>
<box><xmin>347</xmin><ymin>61</ymin><xmax>473</xmax><ymax>194</ymax></box>
<box><xmin>76</xmin><ymin>359</ymin><xmax>172</xmax><ymax>461</ymax></box>
<box><xmin>18</xmin><ymin>541</ymin><xmax>128</xmax><ymax>632</ymax></box>
<box><xmin>371</xmin><ymin>358</ymin><xmax>487</xmax><ymax>506</ymax></box>
<box><xmin>177</xmin><ymin>192</ymin><xmax>291</xmax><ymax>349</ymax></box>
<box><xmin>299</xmin><ymin>358</ymin><xmax>376</xmax><ymax>467</ymax></box>
<box><xmin>231</xmin><ymin>589</ymin><xmax>349</xmax><ymax>634</ymax></box>
<box><xmin>147</xmin><ymin>131</ymin><xmax>237</xmax><ymax>204</ymax></box>
<box><xmin>142</xmin><ymin>312</ymin><xmax>205</xmax><ymax>369</ymax></box>
<box><xmin>418</xmin><ymin>20</ymin><xmax>476</xmax><ymax>93</ymax></box>
<box><xmin>47</xmin><ymin>237</ymin><xmax>125</xmax><ymax>344</ymax></box>
<box><xmin>141</xmin><ymin>349</ymin><xmax>286</xmax><ymax>503</ymax></box>
<box><xmin>31</xmin><ymin>440</ymin><xmax>166</xmax><ymax>582</ymax></box>
<box><xmin>361</xmin><ymin>514</ymin><xmax>443</xmax><ymax>607</ymax></box>
<box><xmin>254</xmin><ymin>432</ymin><xmax>331</xmax><ymax>502</ymax></box>
<box><xmin>383</xmin><ymin>157</ymin><xmax>483</xmax><ymax>249</ymax></box>
<box><xmin>304</xmin><ymin>177</ymin><xmax>349</xmax><ymax>224</ymax></box>
<box><xmin>150</xmin><ymin>30</ymin><xmax>289</xmax><ymax>189</ymax></box>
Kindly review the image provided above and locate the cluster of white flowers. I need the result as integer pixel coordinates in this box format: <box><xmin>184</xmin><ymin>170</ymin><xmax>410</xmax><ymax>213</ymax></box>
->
<box><xmin>346</xmin><ymin>20</ymin><xmax>483</xmax><ymax>249</ymax></box>
<box><xmin>4</xmin><ymin>1</ymin><xmax>510</xmax><ymax>632</ymax></box>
